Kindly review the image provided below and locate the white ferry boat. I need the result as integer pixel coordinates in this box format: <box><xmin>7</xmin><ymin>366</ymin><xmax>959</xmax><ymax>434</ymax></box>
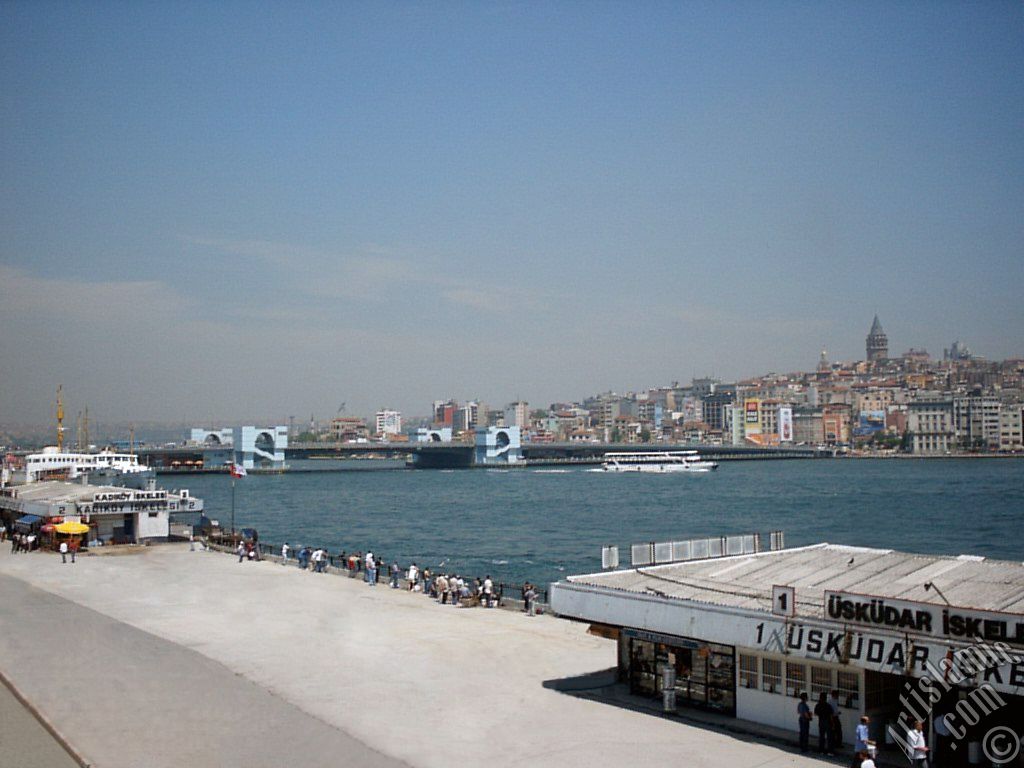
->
<box><xmin>25</xmin><ymin>446</ymin><xmax>155</xmax><ymax>488</ymax></box>
<box><xmin>601</xmin><ymin>451</ymin><xmax>718</xmax><ymax>473</ymax></box>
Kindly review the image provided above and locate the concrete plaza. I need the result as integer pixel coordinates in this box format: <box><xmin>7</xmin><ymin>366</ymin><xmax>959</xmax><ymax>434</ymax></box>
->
<box><xmin>0</xmin><ymin>544</ymin><xmax>828</xmax><ymax>767</ymax></box>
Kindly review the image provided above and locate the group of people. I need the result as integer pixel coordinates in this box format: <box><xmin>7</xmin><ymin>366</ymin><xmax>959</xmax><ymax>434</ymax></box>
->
<box><xmin>235</xmin><ymin>540</ymin><xmax>260</xmax><ymax>562</ymax></box>
<box><xmin>58</xmin><ymin>539</ymin><xmax>79</xmax><ymax>563</ymax></box>
<box><xmin>265</xmin><ymin>542</ymin><xmax>544</xmax><ymax>613</ymax></box>
<box><xmin>9</xmin><ymin>531</ymin><xmax>38</xmax><ymax>553</ymax></box>
<box><xmin>278</xmin><ymin>543</ymin><xmax>394</xmax><ymax>585</ymax></box>
<box><xmin>798</xmin><ymin>695</ymin><xmax>932</xmax><ymax>767</ymax></box>
<box><xmin>401</xmin><ymin>562</ymin><xmax>498</xmax><ymax>607</ymax></box>
<box><xmin>797</xmin><ymin>690</ymin><xmax>848</xmax><ymax>756</ymax></box>
<box><xmin>3</xmin><ymin>524</ymin><xmax>83</xmax><ymax>560</ymax></box>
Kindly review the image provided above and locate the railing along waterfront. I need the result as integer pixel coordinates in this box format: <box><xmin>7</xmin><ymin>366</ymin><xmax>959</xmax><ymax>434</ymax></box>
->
<box><xmin>204</xmin><ymin>539</ymin><xmax>549</xmax><ymax>610</ymax></box>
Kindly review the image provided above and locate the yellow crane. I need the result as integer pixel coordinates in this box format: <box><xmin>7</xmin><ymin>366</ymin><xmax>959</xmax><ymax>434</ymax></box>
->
<box><xmin>56</xmin><ymin>385</ymin><xmax>65</xmax><ymax>451</ymax></box>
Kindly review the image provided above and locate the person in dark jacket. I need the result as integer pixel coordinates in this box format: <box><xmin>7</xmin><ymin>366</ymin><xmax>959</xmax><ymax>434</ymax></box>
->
<box><xmin>815</xmin><ymin>692</ymin><xmax>834</xmax><ymax>755</ymax></box>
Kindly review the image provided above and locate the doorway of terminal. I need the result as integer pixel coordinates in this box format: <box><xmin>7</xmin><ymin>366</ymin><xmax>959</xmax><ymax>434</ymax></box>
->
<box><xmin>866</xmin><ymin>669</ymin><xmax>1024</xmax><ymax>766</ymax></box>
<box><xmin>625</xmin><ymin>629</ymin><xmax>735</xmax><ymax>715</ymax></box>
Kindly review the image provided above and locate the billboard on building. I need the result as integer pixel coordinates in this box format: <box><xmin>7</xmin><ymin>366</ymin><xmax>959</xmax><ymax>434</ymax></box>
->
<box><xmin>744</xmin><ymin>399</ymin><xmax>761</xmax><ymax>436</ymax></box>
<box><xmin>853</xmin><ymin>410</ymin><xmax>886</xmax><ymax>437</ymax></box>
<box><xmin>778</xmin><ymin>407</ymin><xmax>793</xmax><ymax>442</ymax></box>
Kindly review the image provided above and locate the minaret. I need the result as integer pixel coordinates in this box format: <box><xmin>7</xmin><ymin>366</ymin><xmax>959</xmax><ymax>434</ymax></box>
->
<box><xmin>866</xmin><ymin>315</ymin><xmax>888</xmax><ymax>362</ymax></box>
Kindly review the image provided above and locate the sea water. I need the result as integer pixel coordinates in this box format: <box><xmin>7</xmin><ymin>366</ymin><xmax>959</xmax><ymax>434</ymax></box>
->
<box><xmin>171</xmin><ymin>459</ymin><xmax>1024</xmax><ymax>588</ymax></box>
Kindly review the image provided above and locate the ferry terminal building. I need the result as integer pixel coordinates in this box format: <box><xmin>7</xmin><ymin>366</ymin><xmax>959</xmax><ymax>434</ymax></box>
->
<box><xmin>0</xmin><ymin>480</ymin><xmax>202</xmax><ymax>545</ymax></box>
<box><xmin>550</xmin><ymin>543</ymin><xmax>1024</xmax><ymax>764</ymax></box>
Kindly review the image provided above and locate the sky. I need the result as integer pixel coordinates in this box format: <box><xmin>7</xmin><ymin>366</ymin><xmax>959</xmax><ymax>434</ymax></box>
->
<box><xmin>2</xmin><ymin>1</ymin><xmax>1023</xmax><ymax>426</ymax></box>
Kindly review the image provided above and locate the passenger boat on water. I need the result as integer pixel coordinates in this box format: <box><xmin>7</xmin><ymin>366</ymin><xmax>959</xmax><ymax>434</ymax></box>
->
<box><xmin>600</xmin><ymin>451</ymin><xmax>718</xmax><ymax>473</ymax></box>
<box><xmin>24</xmin><ymin>446</ymin><xmax>156</xmax><ymax>488</ymax></box>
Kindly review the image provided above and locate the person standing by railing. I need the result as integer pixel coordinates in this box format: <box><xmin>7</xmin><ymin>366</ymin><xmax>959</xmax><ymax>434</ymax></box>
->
<box><xmin>407</xmin><ymin>562</ymin><xmax>419</xmax><ymax>591</ymax></box>
<box><xmin>436</xmin><ymin>573</ymin><xmax>448</xmax><ymax>603</ymax></box>
<box><xmin>365</xmin><ymin>551</ymin><xmax>376</xmax><ymax>585</ymax></box>
<box><xmin>281</xmin><ymin>541</ymin><xmax>290</xmax><ymax>566</ymax></box>
<box><xmin>525</xmin><ymin>583</ymin><xmax>538</xmax><ymax>616</ymax></box>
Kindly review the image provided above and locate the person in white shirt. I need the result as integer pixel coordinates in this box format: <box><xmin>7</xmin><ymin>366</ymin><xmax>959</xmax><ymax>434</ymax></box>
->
<box><xmin>407</xmin><ymin>563</ymin><xmax>419</xmax><ymax>590</ymax></box>
<box><xmin>906</xmin><ymin>720</ymin><xmax>930</xmax><ymax>767</ymax></box>
<box><xmin>483</xmin><ymin>576</ymin><xmax>494</xmax><ymax>607</ymax></box>
<box><xmin>59</xmin><ymin>540</ymin><xmax>68</xmax><ymax>563</ymax></box>
<box><xmin>281</xmin><ymin>542</ymin><xmax>290</xmax><ymax>565</ymax></box>
<box><xmin>857</xmin><ymin>751</ymin><xmax>876</xmax><ymax>768</ymax></box>
<box><xmin>437</xmin><ymin>574</ymin><xmax>449</xmax><ymax>603</ymax></box>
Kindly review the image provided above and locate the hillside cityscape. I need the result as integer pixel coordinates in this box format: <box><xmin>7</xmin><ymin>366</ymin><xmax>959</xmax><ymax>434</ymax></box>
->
<box><xmin>7</xmin><ymin>317</ymin><xmax>1021</xmax><ymax>456</ymax></box>
<box><xmin>314</xmin><ymin>317</ymin><xmax>1023</xmax><ymax>455</ymax></box>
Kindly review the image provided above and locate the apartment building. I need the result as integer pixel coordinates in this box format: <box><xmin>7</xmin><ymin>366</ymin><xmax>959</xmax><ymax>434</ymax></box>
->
<box><xmin>907</xmin><ymin>398</ymin><xmax>954</xmax><ymax>455</ymax></box>
<box><xmin>999</xmin><ymin>404</ymin><xmax>1023</xmax><ymax>452</ymax></box>
<box><xmin>374</xmin><ymin>410</ymin><xmax>402</xmax><ymax>437</ymax></box>
<box><xmin>953</xmin><ymin>392</ymin><xmax>1001</xmax><ymax>450</ymax></box>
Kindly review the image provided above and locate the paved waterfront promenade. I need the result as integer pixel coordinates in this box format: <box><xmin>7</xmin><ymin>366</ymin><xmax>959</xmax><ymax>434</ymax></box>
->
<box><xmin>0</xmin><ymin>545</ymin><xmax>824</xmax><ymax>767</ymax></box>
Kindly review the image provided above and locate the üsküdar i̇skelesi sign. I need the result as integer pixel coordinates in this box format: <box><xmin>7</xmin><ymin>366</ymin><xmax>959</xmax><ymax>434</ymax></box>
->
<box><xmin>825</xmin><ymin>591</ymin><xmax>1024</xmax><ymax>647</ymax></box>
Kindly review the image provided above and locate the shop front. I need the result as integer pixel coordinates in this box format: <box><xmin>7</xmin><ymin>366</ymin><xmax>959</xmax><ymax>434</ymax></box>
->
<box><xmin>622</xmin><ymin>628</ymin><xmax>735</xmax><ymax>714</ymax></box>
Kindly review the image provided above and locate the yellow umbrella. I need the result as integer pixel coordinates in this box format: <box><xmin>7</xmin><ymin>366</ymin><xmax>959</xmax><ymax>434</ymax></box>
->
<box><xmin>54</xmin><ymin>521</ymin><xmax>90</xmax><ymax>535</ymax></box>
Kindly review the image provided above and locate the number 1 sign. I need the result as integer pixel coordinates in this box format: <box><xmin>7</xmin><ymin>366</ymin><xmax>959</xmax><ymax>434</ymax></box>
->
<box><xmin>772</xmin><ymin>585</ymin><xmax>796</xmax><ymax>617</ymax></box>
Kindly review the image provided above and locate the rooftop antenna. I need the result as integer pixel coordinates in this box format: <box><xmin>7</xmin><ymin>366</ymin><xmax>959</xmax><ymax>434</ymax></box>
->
<box><xmin>56</xmin><ymin>385</ymin><xmax>65</xmax><ymax>451</ymax></box>
<box><xmin>83</xmin><ymin>407</ymin><xmax>89</xmax><ymax>450</ymax></box>
<box><xmin>130</xmin><ymin>424</ymin><xmax>135</xmax><ymax>454</ymax></box>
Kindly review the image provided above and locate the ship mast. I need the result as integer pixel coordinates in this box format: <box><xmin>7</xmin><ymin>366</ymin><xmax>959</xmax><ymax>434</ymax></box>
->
<box><xmin>56</xmin><ymin>385</ymin><xmax>65</xmax><ymax>451</ymax></box>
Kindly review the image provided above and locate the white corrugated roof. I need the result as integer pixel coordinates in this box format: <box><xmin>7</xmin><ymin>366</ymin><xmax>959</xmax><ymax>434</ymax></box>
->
<box><xmin>2</xmin><ymin>481</ymin><xmax>128</xmax><ymax>504</ymax></box>
<box><xmin>566</xmin><ymin>544</ymin><xmax>1024</xmax><ymax>616</ymax></box>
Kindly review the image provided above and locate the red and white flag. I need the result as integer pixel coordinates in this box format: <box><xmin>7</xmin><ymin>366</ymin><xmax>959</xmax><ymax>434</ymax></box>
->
<box><xmin>229</xmin><ymin>463</ymin><xmax>247</xmax><ymax>478</ymax></box>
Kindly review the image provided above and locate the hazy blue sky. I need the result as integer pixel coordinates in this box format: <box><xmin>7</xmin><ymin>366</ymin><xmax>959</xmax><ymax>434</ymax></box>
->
<box><xmin>2</xmin><ymin>1</ymin><xmax>1022</xmax><ymax>425</ymax></box>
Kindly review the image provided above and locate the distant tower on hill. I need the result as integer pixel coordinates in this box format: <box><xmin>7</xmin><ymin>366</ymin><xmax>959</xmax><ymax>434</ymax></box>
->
<box><xmin>866</xmin><ymin>315</ymin><xmax>888</xmax><ymax>362</ymax></box>
<box><xmin>817</xmin><ymin>348</ymin><xmax>830</xmax><ymax>371</ymax></box>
